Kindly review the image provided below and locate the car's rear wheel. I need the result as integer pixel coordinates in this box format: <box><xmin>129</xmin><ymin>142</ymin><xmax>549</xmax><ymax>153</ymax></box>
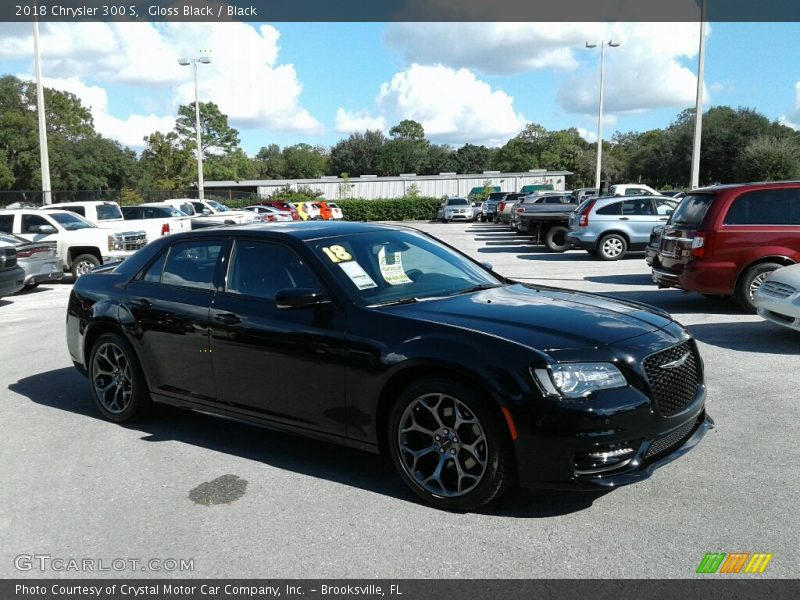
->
<box><xmin>71</xmin><ymin>254</ymin><xmax>100</xmax><ymax>279</ymax></box>
<box><xmin>597</xmin><ymin>234</ymin><xmax>628</xmax><ymax>261</ymax></box>
<box><xmin>388</xmin><ymin>378</ymin><xmax>515</xmax><ymax>511</ymax></box>
<box><xmin>544</xmin><ymin>226</ymin><xmax>571</xmax><ymax>252</ymax></box>
<box><xmin>89</xmin><ymin>333</ymin><xmax>151</xmax><ymax>423</ymax></box>
<box><xmin>734</xmin><ymin>262</ymin><xmax>781</xmax><ymax>313</ymax></box>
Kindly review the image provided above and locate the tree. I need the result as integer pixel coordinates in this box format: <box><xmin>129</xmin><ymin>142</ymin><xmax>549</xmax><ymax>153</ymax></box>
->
<box><xmin>383</xmin><ymin>119</ymin><xmax>430</xmax><ymax>175</ymax></box>
<box><xmin>139</xmin><ymin>131</ymin><xmax>193</xmax><ymax>190</ymax></box>
<box><xmin>328</xmin><ymin>130</ymin><xmax>388</xmax><ymax>177</ymax></box>
<box><xmin>454</xmin><ymin>143</ymin><xmax>491</xmax><ymax>174</ymax></box>
<box><xmin>204</xmin><ymin>148</ymin><xmax>260</xmax><ymax>182</ymax></box>
<box><xmin>255</xmin><ymin>144</ymin><xmax>286</xmax><ymax>179</ymax></box>
<box><xmin>282</xmin><ymin>143</ymin><xmax>328</xmax><ymax>179</ymax></box>
<box><xmin>174</xmin><ymin>101</ymin><xmax>240</xmax><ymax>157</ymax></box>
<box><xmin>389</xmin><ymin>119</ymin><xmax>426</xmax><ymax>141</ymax></box>
<box><xmin>421</xmin><ymin>144</ymin><xmax>457</xmax><ymax>175</ymax></box>
<box><xmin>737</xmin><ymin>136</ymin><xmax>800</xmax><ymax>181</ymax></box>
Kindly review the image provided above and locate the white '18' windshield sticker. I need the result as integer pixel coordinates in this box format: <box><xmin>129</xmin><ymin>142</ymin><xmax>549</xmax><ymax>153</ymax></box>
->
<box><xmin>378</xmin><ymin>247</ymin><xmax>412</xmax><ymax>286</ymax></box>
<box><xmin>339</xmin><ymin>260</ymin><xmax>378</xmax><ymax>290</ymax></box>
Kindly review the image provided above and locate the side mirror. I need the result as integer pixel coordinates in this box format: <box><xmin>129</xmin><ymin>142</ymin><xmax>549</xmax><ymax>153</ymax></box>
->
<box><xmin>666</xmin><ymin>209</ymin><xmax>674</xmax><ymax>215</ymax></box>
<box><xmin>275</xmin><ymin>288</ymin><xmax>330</xmax><ymax>309</ymax></box>
<box><xmin>481</xmin><ymin>262</ymin><xmax>493</xmax><ymax>271</ymax></box>
<box><xmin>36</xmin><ymin>224</ymin><xmax>57</xmax><ymax>234</ymax></box>
<box><xmin>201</xmin><ymin>208</ymin><xmax>211</xmax><ymax>215</ymax></box>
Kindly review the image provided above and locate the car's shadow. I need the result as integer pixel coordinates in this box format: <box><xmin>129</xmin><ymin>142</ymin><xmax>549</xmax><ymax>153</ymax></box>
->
<box><xmin>9</xmin><ymin>367</ymin><xmax>603</xmax><ymax>517</ymax></box>
<box><xmin>518</xmin><ymin>252</ymin><xmax>644</xmax><ymax>262</ymax></box>
<box><xmin>584</xmin><ymin>274</ymin><xmax>657</xmax><ymax>286</ymax></box>
<box><xmin>686</xmin><ymin>320</ymin><xmax>800</xmax><ymax>354</ymax></box>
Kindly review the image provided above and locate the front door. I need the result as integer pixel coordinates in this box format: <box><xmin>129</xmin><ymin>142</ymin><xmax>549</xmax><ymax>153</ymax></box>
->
<box><xmin>209</xmin><ymin>238</ymin><xmax>348</xmax><ymax>436</ymax></box>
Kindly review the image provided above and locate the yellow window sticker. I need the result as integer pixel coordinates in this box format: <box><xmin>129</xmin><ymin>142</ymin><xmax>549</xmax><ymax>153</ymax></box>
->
<box><xmin>378</xmin><ymin>246</ymin><xmax>412</xmax><ymax>286</ymax></box>
<box><xmin>339</xmin><ymin>260</ymin><xmax>378</xmax><ymax>290</ymax></box>
<box><xmin>322</xmin><ymin>245</ymin><xmax>353</xmax><ymax>263</ymax></box>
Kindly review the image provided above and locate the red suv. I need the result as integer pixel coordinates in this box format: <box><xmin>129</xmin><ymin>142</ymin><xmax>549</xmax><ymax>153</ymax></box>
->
<box><xmin>652</xmin><ymin>182</ymin><xmax>800</xmax><ymax>312</ymax></box>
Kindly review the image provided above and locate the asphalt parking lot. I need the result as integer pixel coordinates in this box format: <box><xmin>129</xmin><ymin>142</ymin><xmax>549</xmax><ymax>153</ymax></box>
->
<box><xmin>1</xmin><ymin>220</ymin><xmax>798</xmax><ymax>579</ymax></box>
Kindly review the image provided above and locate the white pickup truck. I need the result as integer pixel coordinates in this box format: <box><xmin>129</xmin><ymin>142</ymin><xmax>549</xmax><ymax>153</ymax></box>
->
<box><xmin>41</xmin><ymin>200</ymin><xmax>190</xmax><ymax>243</ymax></box>
<box><xmin>160</xmin><ymin>198</ymin><xmax>261</xmax><ymax>226</ymax></box>
<box><xmin>0</xmin><ymin>208</ymin><xmax>147</xmax><ymax>278</ymax></box>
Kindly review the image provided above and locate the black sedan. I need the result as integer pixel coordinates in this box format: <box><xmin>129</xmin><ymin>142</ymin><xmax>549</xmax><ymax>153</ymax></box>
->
<box><xmin>67</xmin><ymin>222</ymin><xmax>712</xmax><ymax>510</ymax></box>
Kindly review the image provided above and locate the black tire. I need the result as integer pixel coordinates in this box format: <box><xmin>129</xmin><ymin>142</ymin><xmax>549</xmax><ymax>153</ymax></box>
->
<box><xmin>24</xmin><ymin>282</ymin><xmax>40</xmax><ymax>290</ymax></box>
<box><xmin>88</xmin><ymin>332</ymin><xmax>152</xmax><ymax>423</ymax></box>
<box><xmin>544</xmin><ymin>226</ymin><xmax>572</xmax><ymax>252</ymax></box>
<box><xmin>71</xmin><ymin>253</ymin><xmax>100</xmax><ymax>279</ymax></box>
<box><xmin>387</xmin><ymin>377</ymin><xmax>515</xmax><ymax>511</ymax></box>
<box><xmin>734</xmin><ymin>262</ymin><xmax>782</xmax><ymax>313</ymax></box>
<box><xmin>597</xmin><ymin>234</ymin><xmax>628</xmax><ymax>261</ymax></box>
<box><xmin>587</xmin><ymin>249</ymin><xmax>599</xmax><ymax>257</ymax></box>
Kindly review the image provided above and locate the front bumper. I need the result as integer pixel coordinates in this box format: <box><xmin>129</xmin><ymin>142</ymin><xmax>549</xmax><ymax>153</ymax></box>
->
<box><xmin>443</xmin><ymin>211</ymin><xmax>472</xmax><ymax>221</ymax></box>
<box><xmin>754</xmin><ymin>289</ymin><xmax>800</xmax><ymax>332</ymax></box>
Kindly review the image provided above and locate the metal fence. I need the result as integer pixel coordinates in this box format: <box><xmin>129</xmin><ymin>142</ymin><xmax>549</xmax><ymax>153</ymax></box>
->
<box><xmin>0</xmin><ymin>189</ymin><xmax>260</xmax><ymax>209</ymax></box>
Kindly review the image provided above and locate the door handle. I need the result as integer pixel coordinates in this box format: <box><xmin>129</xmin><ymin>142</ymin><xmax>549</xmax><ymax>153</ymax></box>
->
<box><xmin>659</xmin><ymin>217</ymin><xmax>669</xmax><ymax>221</ymax></box>
<box><xmin>619</xmin><ymin>217</ymin><xmax>629</xmax><ymax>221</ymax></box>
<box><xmin>130</xmin><ymin>298</ymin><xmax>151</xmax><ymax>309</ymax></box>
<box><xmin>214</xmin><ymin>313</ymin><xmax>241</xmax><ymax>325</ymax></box>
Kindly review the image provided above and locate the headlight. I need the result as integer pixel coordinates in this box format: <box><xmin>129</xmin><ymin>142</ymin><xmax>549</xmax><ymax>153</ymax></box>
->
<box><xmin>532</xmin><ymin>363</ymin><xmax>627</xmax><ymax>399</ymax></box>
<box><xmin>107</xmin><ymin>234</ymin><xmax>124</xmax><ymax>251</ymax></box>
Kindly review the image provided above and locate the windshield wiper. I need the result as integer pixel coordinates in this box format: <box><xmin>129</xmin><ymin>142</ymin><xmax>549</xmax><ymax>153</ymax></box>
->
<box><xmin>369</xmin><ymin>297</ymin><xmax>421</xmax><ymax>307</ymax></box>
<box><xmin>446</xmin><ymin>283</ymin><xmax>501</xmax><ymax>297</ymax></box>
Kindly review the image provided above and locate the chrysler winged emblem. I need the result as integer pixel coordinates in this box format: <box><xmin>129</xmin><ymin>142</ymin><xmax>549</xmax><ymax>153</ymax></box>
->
<box><xmin>660</xmin><ymin>351</ymin><xmax>691</xmax><ymax>370</ymax></box>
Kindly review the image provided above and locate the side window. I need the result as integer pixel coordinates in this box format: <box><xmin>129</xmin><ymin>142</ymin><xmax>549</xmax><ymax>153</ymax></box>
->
<box><xmin>191</xmin><ymin>202</ymin><xmax>206</xmax><ymax>214</ymax></box>
<box><xmin>140</xmin><ymin>251</ymin><xmax>167</xmax><ymax>283</ymax></box>
<box><xmin>226</xmin><ymin>241</ymin><xmax>322</xmax><ymax>300</ymax></box>
<box><xmin>60</xmin><ymin>206</ymin><xmax>86</xmax><ymax>217</ymax></box>
<box><xmin>0</xmin><ymin>215</ymin><xmax>14</xmax><ymax>233</ymax></box>
<box><xmin>724</xmin><ymin>189</ymin><xmax>800</xmax><ymax>225</ymax></box>
<box><xmin>544</xmin><ymin>196</ymin><xmax>563</xmax><ymax>204</ymax></box>
<box><xmin>596</xmin><ymin>202</ymin><xmax>622</xmax><ymax>216</ymax></box>
<box><xmin>622</xmin><ymin>199</ymin><xmax>653</xmax><ymax>215</ymax></box>
<box><xmin>624</xmin><ymin>188</ymin><xmax>643</xmax><ymax>196</ymax></box>
<box><xmin>160</xmin><ymin>240</ymin><xmax>223</xmax><ymax>290</ymax></box>
<box><xmin>21</xmin><ymin>214</ymin><xmax>50</xmax><ymax>233</ymax></box>
<box><xmin>655</xmin><ymin>199</ymin><xmax>676</xmax><ymax>215</ymax></box>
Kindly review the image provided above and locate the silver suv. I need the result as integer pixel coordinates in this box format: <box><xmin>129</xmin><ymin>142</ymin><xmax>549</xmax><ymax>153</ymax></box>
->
<box><xmin>567</xmin><ymin>195</ymin><xmax>677</xmax><ymax>260</ymax></box>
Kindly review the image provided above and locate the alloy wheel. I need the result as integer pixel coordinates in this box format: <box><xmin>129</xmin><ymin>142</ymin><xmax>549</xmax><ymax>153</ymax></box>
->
<box><xmin>397</xmin><ymin>393</ymin><xmax>488</xmax><ymax>498</ymax></box>
<box><xmin>602</xmin><ymin>237</ymin><xmax>624</xmax><ymax>258</ymax></box>
<box><xmin>91</xmin><ymin>342</ymin><xmax>133</xmax><ymax>414</ymax></box>
<box><xmin>75</xmin><ymin>260</ymin><xmax>95</xmax><ymax>276</ymax></box>
<box><xmin>749</xmin><ymin>271</ymin><xmax>771</xmax><ymax>299</ymax></box>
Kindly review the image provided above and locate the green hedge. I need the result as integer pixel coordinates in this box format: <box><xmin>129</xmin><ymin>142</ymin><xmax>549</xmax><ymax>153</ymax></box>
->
<box><xmin>336</xmin><ymin>197</ymin><xmax>441</xmax><ymax>222</ymax></box>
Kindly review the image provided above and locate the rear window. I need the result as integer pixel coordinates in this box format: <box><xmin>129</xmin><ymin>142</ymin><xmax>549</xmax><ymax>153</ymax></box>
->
<box><xmin>724</xmin><ymin>189</ymin><xmax>800</xmax><ymax>225</ymax></box>
<box><xmin>96</xmin><ymin>204</ymin><xmax>123</xmax><ymax>220</ymax></box>
<box><xmin>669</xmin><ymin>193</ymin><xmax>714</xmax><ymax>228</ymax></box>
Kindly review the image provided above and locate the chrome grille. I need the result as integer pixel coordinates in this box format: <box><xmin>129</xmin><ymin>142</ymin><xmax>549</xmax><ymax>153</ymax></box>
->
<box><xmin>643</xmin><ymin>340</ymin><xmax>700</xmax><ymax>417</ymax></box>
<box><xmin>645</xmin><ymin>418</ymin><xmax>697</xmax><ymax>459</ymax></box>
<box><xmin>121</xmin><ymin>233</ymin><xmax>147</xmax><ymax>251</ymax></box>
<box><xmin>761</xmin><ymin>280</ymin><xmax>796</xmax><ymax>299</ymax></box>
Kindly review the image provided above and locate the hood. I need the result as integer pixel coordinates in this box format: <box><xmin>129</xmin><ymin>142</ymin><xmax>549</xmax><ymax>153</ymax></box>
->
<box><xmin>386</xmin><ymin>283</ymin><xmax>677</xmax><ymax>351</ymax></box>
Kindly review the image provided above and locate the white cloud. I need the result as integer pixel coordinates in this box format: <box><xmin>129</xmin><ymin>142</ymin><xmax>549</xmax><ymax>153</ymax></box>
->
<box><xmin>17</xmin><ymin>75</ymin><xmax>174</xmax><ymax>150</ymax></box>
<box><xmin>779</xmin><ymin>81</ymin><xmax>800</xmax><ymax>131</ymax></box>
<box><xmin>385</xmin><ymin>21</ymin><xmax>711</xmax><ymax>119</ymax></box>
<box><xmin>576</xmin><ymin>128</ymin><xmax>597</xmax><ymax>143</ymax></box>
<box><xmin>341</xmin><ymin>64</ymin><xmax>527</xmax><ymax>146</ymax></box>
<box><xmin>334</xmin><ymin>109</ymin><xmax>387</xmax><ymax>133</ymax></box>
<box><xmin>1</xmin><ymin>22</ymin><xmax>322</xmax><ymax>138</ymax></box>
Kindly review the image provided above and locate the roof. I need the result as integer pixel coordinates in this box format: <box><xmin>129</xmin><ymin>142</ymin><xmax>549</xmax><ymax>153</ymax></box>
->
<box><xmin>184</xmin><ymin>220</ymin><xmax>407</xmax><ymax>242</ymax></box>
<box><xmin>204</xmin><ymin>170</ymin><xmax>573</xmax><ymax>188</ymax></box>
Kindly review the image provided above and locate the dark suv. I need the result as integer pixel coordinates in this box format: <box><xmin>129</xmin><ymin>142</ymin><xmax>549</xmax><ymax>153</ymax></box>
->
<box><xmin>652</xmin><ymin>182</ymin><xmax>800</xmax><ymax>311</ymax></box>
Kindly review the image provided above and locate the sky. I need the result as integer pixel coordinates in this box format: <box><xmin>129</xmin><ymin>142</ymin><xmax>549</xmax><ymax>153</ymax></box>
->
<box><xmin>0</xmin><ymin>21</ymin><xmax>799</xmax><ymax>155</ymax></box>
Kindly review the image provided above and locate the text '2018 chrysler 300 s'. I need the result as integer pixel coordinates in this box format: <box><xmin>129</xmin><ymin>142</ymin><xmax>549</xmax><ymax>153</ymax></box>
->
<box><xmin>67</xmin><ymin>222</ymin><xmax>712</xmax><ymax>511</ymax></box>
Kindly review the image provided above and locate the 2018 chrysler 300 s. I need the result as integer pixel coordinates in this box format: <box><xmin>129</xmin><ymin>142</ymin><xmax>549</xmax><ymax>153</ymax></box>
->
<box><xmin>66</xmin><ymin>222</ymin><xmax>713</xmax><ymax>510</ymax></box>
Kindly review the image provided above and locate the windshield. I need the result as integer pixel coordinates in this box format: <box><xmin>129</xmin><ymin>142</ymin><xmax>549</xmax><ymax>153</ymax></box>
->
<box><xmin>0</xmin><ymin>232</ymin><xmax>27</xmax><ymax>245</ymax></box>
<box><xmin>206</xmin><ymin>200</ymin><xmax>230</xmax><ymax>212</ymax></box>
<box><xmin>310</xmin><ymin>229</ymin><xmax>502</xmax><ymax>306</ymax></box>
<box><xmin>446</xmin><ymin>198</ymin><xmax>469</xmax><ymax>206</ymax></box>
<box><xmin>49</xmin><ymin>212</ymin><xmax>96</xmax><ymax>230</ymax></box>
<box><xmin>668</xmin><ymin>193</ymin><xmax>714</xmax><ymax>228</ymax></box>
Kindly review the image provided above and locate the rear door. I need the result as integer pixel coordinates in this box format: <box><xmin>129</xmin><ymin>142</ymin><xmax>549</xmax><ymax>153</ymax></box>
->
<box><xmin>122</xmin><ymin>238</ymin><xmax>224</xmax><ymax>403</ymax></box>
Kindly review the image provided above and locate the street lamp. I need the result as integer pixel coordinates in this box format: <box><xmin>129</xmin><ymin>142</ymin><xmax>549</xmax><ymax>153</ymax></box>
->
<box><xmin>690</xmin><ymin>0</ymin><xmax>707</xmax><ymax>189</ymax></box>
<box><xmin>33</xmin><ymin>19</ymin><xmax>52</xmax><ymax>205</ymax></box>
<box><xmin>178</xmin><ymin>55</ymin><xmax>212</xmax><ymax>200</ymax></box>
<box><xmin>586</xmin><ymin>40</ymin><xmax>620</xmax><ymax>192</ymax></box>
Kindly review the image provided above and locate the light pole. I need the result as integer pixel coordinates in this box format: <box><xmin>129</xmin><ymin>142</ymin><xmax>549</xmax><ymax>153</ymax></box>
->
<box><xmin>178</xmin><ymin>55</ymin><xmax>211</xmax><ymax>200</ymax></box>
<box><xmin>690</xmin><ymin>0</ymin><xmax>707</xmax><ymax>189</ymax></box>
<box><xmin>586</xmin><ymin>40</ymin><xmax>620</xmax><ymax>192</ymax></box>
<box><xmin>33</xmin><ymin>19</ymin><xmax>52</xmax><ymax>205</ymax></box>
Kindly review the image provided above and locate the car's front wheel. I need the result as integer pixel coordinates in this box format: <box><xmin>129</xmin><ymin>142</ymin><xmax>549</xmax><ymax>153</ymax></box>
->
<box><xmin>388</xmin><ymin>378</ymin><xmax>515</xmax><ymax>511</ymax></box>
<box><xmin>71</xmin><ymin>253</ymin><xmax>100</xmax><ymax>279</ymax></box>
<box><xmin>89</xmin><ymin>333</ymin><xmax>151</xmax><ymax>422</ymax></box>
